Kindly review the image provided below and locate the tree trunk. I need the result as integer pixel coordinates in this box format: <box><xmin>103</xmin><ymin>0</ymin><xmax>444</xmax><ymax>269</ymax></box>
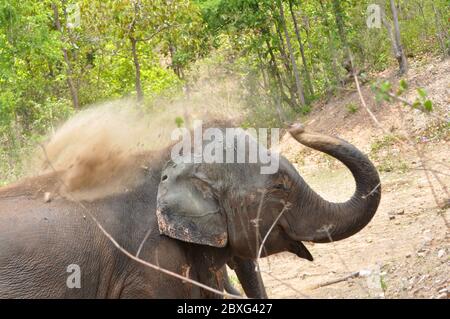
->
<box><xmin>257</xmin><ymin>51</ymin><xmax>270</xmax><ymax>90</ymax></box>
<box><xmin>128</xmin><ymin>0</ymin><xmax>144</xmax><ymax>103</ymax></box>
<box><xmin>302</xmin><ymin>14</ymin><xmax>312</xmax><ymax>50</ymax></box>
<box><xmin>52</xmin><ymin>2</ymin><xmax>79</xmax><ymax>109</ymax></box>
<box><xmin>275</xmin><ymin>34</ymin><xmax>297</xmax><ymax>107</ymax></box>
<box><xmin>416</xmin><ymin>1</ymin><xmax>427</xmax><ymax>36</ymax></box>
<box><xmin>431</xmin><ymin>2</ymin><xmax>449</xmax><ymax>57</ymax></box>
<box><xmin>319</xmin><ymin>0</ymin><xmax>340</xmax><ymax>88</ymax></box>
<box><xmin>258</xmin><ymin>49</ymin><xmax>285</xmax><ymax>123</ymax></box>
<box><xmin>288</xmin><ymin>0</ymin><xmax>313</xmax><ymax>96</ymax></box>
<box><xmin>275</xmin><ymin>89</ymin><xmax>286</xmax><ymax>123</ymax></box>
<box><xmin>332</xmin><ymin>0</ymin><xmax>354</xmax><ymax>83</ymax></box>
<box><xmin>271</xmin><ymin>4</ymin><xmax>298</xmax><ymax>107</ymax></box>
<box><xmin>273</xmin><ymin>20</ymin><xmax>293</xmax><ymax>80</ymax></box>
<box><xmin>264</xmin><ymin>38</ymin><xmax>295</xmax><ymax>109</ymax></box>
<box><xmin>278</xmin><ymin>0</ymin><xmax>306</xmax><ymax>106</ymax></box>
<box><xmin>169</xmin><ymin>43</ymin><xmax>182</xmax><ymax>79</ymax></box>
<box><xmin>389</xmin><ymin>0</ymin><xmax>408</xmax><ymax>74</ymax></box>
<box><xmin>130</xmin><ymin>36</ymin><xmax>143</xmax><ymax>102</ymax></box>
<box><xmin>332</xmin><ymin>0</ymin><xmax>348</xmax><ymax>48</ymax></box>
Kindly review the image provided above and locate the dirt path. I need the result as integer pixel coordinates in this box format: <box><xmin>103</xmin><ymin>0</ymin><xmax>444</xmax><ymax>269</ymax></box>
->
<box><xmin>257</xmin><ymin>57</ymin><xmax>449</xmax><ymax>299</ymax></box>
<box><xmin>260</xmin><ymin>167</ymin><xmax>448</xmax><ymax>298</ymax></box>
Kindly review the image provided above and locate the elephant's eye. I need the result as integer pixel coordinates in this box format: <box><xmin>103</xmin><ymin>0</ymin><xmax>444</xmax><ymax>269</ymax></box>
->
<box><xmin>274</xmin><ymin>183</ymin><xmax>286</xmax><ymax>190</ymax></box>
<box><xmin>161</xmin><ymin>175</ymin><xmax>168</xmax><ymax>182</ymax></box>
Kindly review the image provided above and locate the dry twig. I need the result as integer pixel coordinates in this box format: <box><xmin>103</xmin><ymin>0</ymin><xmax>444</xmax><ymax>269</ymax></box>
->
<box><xmin>309</xmin><ymin>271</ymin><xmax>360</xmax><ymax>290</ymax></box>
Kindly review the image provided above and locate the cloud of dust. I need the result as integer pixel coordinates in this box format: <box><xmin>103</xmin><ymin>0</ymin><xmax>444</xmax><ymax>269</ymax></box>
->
<box><xmin>31</xmin><ymin>94</ymin><xmax>244</xmax><ymax>200</ymax></box>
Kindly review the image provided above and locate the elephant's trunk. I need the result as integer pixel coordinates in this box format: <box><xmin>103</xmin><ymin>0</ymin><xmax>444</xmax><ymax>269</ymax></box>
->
<box><xmin>287</xmin><ymin>124</ymin><xmax>381</xmax><ymax>243</ymax></box>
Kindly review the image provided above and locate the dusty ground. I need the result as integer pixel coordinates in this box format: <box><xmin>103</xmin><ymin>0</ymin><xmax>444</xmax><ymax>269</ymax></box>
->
<box><xmin>256</xmin><ymin>57</ymin><xmax>449</xmax><ymax>299</ymax></box>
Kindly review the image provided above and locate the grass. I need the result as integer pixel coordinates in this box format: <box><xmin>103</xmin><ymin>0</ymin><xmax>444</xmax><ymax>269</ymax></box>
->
<box><xmin>370</xmin><ymin>135</ymin><xmax>399</xmax><ymax>154</ymax></box>
<box><xmin>370</xmin><ymin>134</ymin><xmax>410</xmax><ymax>173</ymax></box>
<box><xmin>377</xmin><ymin>159</ymin><xmax>409</xmax><ymax>173</ymax></box>
<box><xmin>419</xmin><ymin>121</ymin><xmax>450</xmax><ymax>142</ymax></box>
<box><xmin>345</xmin><ymin>103</ymin><xmax>359</xmax><ymax>114</ymax></box>
<box><xmin>300</xmin><ymin>104</ymin><xmax>312</xmax><ymax>115</ymax></box>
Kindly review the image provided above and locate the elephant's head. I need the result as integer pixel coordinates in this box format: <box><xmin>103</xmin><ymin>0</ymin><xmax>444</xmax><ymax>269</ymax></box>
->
<box><xmin>156</xmin><ymin>124</ymin><xmax>381</xmax><ymax>260</ymax></box>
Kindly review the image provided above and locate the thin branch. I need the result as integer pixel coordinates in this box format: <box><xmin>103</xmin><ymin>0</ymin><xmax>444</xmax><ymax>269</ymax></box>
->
<box><xmin>136</xmin><ymin>24</ymin><xmax>177</xmax><ymax>42</ymax></box>
<box><xmin>259</xmin><ymin>270</ymin><xmax>311</xmax><ymax>299</ymax></box>
<box><xmin>257</xmin><ymin>203</ymin><xmax>290</xmax><ymax>261</ymax></box>
<box><xmin>309</xmin><ymin>271</ymin><xmax>360</xmax><ymax>290</ymax></box>
<box><xmin>250</xmin><ymin>190</ymin><xmax>270</xmax><ymax>296</ymax></box>
<box><xmin>136</xmin><ymin>226</ymin><xmax>153</xmax><ymax>258</ymax></box>
<box><xmin>386</xmin><ymin>91</ymin><xmax>448</xmax><ymax>122</ymax></box>
<box><xmin>411</xmin><ymin>167</ymin><xmax>450</xmax><ymax>177</ymax></box>
<box><xmin>253</xmin><ymin>199</ymin><xmax>312</xmax><ymax>298</ymax></box>
<box><xmin>254</xmin><ymin>189</ymin><xmax>267</xmax><ymax>259</ymax></box>
<box><xmin>361</xmin><ymin>182</ymin><xmax>381</xmax><ymax>199</ymax></box>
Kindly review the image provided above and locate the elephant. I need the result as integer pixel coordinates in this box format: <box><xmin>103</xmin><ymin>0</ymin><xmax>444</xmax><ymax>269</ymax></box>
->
<box><xmin>0</xmin><ymin>155</ymin><xmax>265</xmax><ymax>298</ymax></box>
<box><xmin>0</xmin><ymin>122</ymin><xmax>380</xmax><ymax>298</ymax></box>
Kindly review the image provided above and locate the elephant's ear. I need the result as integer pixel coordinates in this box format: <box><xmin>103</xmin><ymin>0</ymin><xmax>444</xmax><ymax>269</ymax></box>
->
<box><xmin>156</xmin><ymin>163</ymin><xmax>228</xmax><ymax>247</ymax></box>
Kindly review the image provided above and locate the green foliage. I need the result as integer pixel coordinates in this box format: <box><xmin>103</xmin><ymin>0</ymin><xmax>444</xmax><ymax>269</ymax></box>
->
<box><xmin>345</xmin><ymin>103</ymin><xmax>358</xmax><ymax>114</ymax></box>
<box><xmin>1</xmin><ymin>0</ymin><xmax>448</xmax><ymax>182</ymax></box>
<box><xmin>299</xmin><ymin>104</ymin><xmax>312</xmax><ymax>116</ymax></box>
<box><xmin>375</xmin><ymin>81</ymin><xmax>393</xmax><ymax>102</ymax></box>
<box><xmin>175</xmin><ymin>116</ymin><xmax>185</xmax><ymax>128</ymax></box>
<box><xmin>423</xmin><ymin>99</ymin><xmax>433</xmax><ymax>112</ymax></box>
<box><xmin>416</xmin><ymin>88</ymin><xmax>427</xmax><ymax>99</ymax></box>
<box><xmin>396</xmin><ymin>79</ymin><xmax>408</xmax><ymax>95</ymax></box>
<box><xmin>372</xmin><ymin>79</ymin><xmax>435</xmax><ymax>114</ymax></box>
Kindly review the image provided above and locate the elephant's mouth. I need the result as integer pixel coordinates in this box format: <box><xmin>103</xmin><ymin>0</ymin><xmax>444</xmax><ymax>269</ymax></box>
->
<box><xmin>279</xmin><ymin>230</ymin><xmax>314</xmax><ymax>261</ymax></box>
<box><xmin>288</xmin><ymin>241</ymin><xmax>314</xmax><ymax>261</ymax></box>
